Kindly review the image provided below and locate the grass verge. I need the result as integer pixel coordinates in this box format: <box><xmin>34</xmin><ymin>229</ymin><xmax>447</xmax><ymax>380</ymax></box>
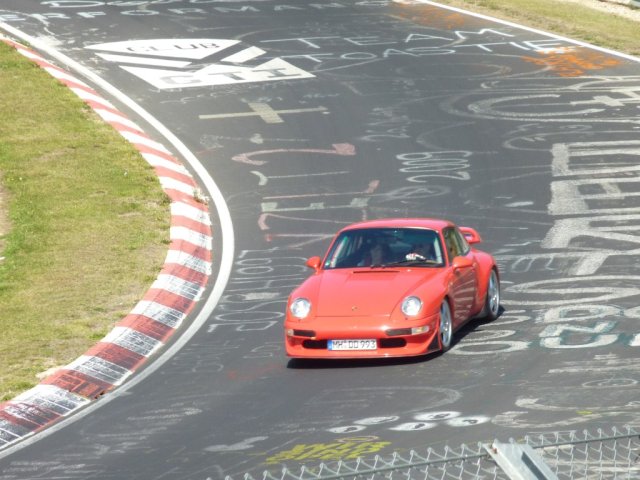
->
<box><xmin>0</xmin><ymin>41</ymin><xmax>170</xmax><ymax>400</ymax></box>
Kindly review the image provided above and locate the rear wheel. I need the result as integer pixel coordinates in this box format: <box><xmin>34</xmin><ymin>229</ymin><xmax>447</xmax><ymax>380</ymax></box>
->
<box><xmin>482</xmin><ymin>269</ymin><xmax>500</xmax><ymax>321</ymax></box>
<box><xmin>439</xmin><ymin>300</ymin><xmax>453</xmax><ymax>352</ymax></box>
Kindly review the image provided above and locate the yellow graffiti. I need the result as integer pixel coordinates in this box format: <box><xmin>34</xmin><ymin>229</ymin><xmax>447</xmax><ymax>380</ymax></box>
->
<box><xmin>266</xmin><ymin>441</ymin><xmax>391</xmax><ymax>465</ymax></box>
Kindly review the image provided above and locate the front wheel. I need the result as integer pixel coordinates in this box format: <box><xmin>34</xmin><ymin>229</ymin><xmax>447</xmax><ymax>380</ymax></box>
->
<box><xmin>482</xmin><ymin>269</ymin><xmax>500</xmax><ymax>321</ymax></box>
<box><xmin>439</xmin><ymin>300</ymin><xmax>453</xmax><ymax>352</ymax></box>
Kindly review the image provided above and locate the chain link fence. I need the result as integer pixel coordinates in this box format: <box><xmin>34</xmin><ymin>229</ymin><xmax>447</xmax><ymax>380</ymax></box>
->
<box><xmin>231</xmin><ymin>426</ymin><xmax>640</xmax><ymax>480</ymax></box>
<box><xmin>524</xmin><ymin>427</ymin><xmax>640</xmax><ymax>479</ymax></box>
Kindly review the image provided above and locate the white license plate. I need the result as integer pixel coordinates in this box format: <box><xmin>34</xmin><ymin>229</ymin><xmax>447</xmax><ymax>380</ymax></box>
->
<box><xmin>328</xmin><ymin>339</ymin><xmax>377</xmax><ymax>351</ymax></box>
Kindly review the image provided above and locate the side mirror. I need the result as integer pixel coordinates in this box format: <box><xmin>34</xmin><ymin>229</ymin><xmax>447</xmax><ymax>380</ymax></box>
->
<box><xmin>305</xmin><ymin>256</ymin><xmax>322</xmax><ymax>272</ymax></box>
<box><xmin>459</xmin><ymin>226</ymin><xmax>482</xmax><ymax>244</ymax></box>
<box><xmin>452</xmin><ymin>256</ymin><xmax>473</xmax><ymax>270</ymax></box>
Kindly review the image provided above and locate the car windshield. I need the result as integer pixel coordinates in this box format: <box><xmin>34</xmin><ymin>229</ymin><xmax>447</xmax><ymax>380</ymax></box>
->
<box><xmin>323</xmin><ymin>227</ymin><xmax>445</xmax><ymax>269</ymax></box>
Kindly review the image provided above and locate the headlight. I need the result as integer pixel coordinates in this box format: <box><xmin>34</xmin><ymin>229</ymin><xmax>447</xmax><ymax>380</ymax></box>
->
<box><xmin>290</xmin><ymin>298</ymin><xmax>311</xmax><ymax>319</ymax></box>
<box><xmin>401</xmin><ymin>296</ymin><xmax>422</xmax><ymax>316</ymax></box>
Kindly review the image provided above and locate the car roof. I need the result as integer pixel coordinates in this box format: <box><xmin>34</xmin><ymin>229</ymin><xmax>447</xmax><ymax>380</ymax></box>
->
<box><xmin>339</xmin><ymin>218</ymin><xmax>454</xmax><ymax>233</ymax></box>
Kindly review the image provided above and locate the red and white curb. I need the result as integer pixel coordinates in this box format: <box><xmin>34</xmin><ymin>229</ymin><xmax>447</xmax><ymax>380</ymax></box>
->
<box><xmin>0</xmin><ymin>38</ymin><xmax>212</xmax><ymax>450</ymax></box>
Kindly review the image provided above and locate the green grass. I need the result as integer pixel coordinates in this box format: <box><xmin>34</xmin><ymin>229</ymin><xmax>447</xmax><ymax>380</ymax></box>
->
<box><xmin>436</xmin><ymin>0</ymin><xmax>640</xmax><ymax>55</ymax></box>
<box><xmin>0</xmin><ymin>41</ymin><xmax>170</xmax><ymax>400</ymax></box>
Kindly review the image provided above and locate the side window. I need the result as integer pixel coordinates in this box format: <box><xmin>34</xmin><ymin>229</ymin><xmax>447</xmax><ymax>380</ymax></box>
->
<box><xmin>443</xmin><ymin>228</ymin><xmax>460</xmax><ymax>263</ymax></box>
<box><xmin>453</xmin><ymin>228</ymin><xmax>470</xmax><ymax>256</ymax></box>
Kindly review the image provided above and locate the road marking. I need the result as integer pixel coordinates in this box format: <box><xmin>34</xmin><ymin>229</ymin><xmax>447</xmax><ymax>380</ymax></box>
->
<box><xmin>200</xmin><ymin>103</ymin><xmax>327</xmax><ymax>124</ymax></box>
<box><xmin>232</xmin><ymin>143</ymin><xmax>355</xmax><ymax>166</ymax></box>
<box><xmin>87</xmin><ymin>39</ymin><xmax>315</xmax><ymax>89</ymax></box>
<box><xmin>204</xmin><ymin>436</ymin><xmax>268</xmax><ymax>452</ymax></box>
<box><xmin>251</xmin><ymin>170</ymin><xmax>349</xmax><ymax>186</ymax></box>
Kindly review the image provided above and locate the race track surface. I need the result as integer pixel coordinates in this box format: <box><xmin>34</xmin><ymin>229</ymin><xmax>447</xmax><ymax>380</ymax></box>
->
<box><xmin>1</xmin><ymin>1</ymin><xmax>640</xmax><ymax>478</ymax></box>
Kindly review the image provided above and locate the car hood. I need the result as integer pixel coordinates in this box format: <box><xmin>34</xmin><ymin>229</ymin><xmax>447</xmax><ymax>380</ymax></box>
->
<box><xmin>309</xmin><ymin>268</ymin><xmax>442</xmax><ymax>317</ymax></box>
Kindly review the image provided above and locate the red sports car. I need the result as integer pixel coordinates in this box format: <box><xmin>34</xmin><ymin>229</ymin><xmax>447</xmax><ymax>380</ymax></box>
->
<box><xmin>284</xmin><ymin>218</ymin><xmax>500</xmax><ymax>358</ymax></box>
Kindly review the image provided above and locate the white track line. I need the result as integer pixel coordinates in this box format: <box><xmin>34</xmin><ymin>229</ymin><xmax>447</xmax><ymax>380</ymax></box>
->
<box><xmin>402</xmin><ymin>0</ymin><xmax>640</xmax><ymax>63</ymax></box>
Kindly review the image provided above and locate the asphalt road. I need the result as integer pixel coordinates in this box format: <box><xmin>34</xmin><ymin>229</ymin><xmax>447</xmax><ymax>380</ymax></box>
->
<box><xmin>1</xmin><ymin>1</ymin><xmax>640</xmax><ymax>478</ymax></box>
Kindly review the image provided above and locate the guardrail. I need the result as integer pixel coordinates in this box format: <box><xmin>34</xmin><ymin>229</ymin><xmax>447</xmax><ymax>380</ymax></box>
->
<box><xmin>231</xmin><ymin>426</ymin><xmax>640</xmax><ymax>480</ymax></box>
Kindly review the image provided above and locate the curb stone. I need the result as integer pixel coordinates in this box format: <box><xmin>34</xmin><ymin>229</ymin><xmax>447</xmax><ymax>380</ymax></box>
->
<box><xmin>0</xmin><ymin>38</ymin><xmax>213</xmax><ymax>451</ymax></box>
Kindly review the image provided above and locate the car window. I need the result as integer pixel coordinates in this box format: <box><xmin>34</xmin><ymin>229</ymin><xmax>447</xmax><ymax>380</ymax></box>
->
<box><xmin>324</xmin><ymin>227</ymin><xmax>444</xmax><ymax>269</ymax></box>
<box><xmin>443</xmin><ymin>228</ymin><xmax>459</xmax><ymax>262</ymax></box>
<box><xmin>453</xmin><ymin>227</ymin><xmax>470</xmax><ymax>255</ymax></box>
<box><xmin>324</xmin><ymin>232</ymin><xmax>363</xmax><ymax>268</ymax></box>
<box><xmin>443</xmin><ymin>227</ymin><xmax>471</xmax><ymax>263</ymax></box>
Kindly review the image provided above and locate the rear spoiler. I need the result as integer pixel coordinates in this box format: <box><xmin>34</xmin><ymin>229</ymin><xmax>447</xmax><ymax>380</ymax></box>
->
<box><xmin>459</xmin><ymin>226</ymin><xmax>482</xmax><ymax>244</ymax></box>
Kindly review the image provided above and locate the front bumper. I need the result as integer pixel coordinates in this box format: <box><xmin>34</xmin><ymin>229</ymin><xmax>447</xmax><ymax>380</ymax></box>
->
<box><xmin>284</xmin><ymin>314</ymin><xmax>440</xmax><ymax>359</ymax></box>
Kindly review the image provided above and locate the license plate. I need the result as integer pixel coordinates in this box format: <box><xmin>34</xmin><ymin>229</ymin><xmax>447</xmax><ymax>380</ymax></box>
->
<box><xmin>328</xmin><ymin>339</ymin><xmax>377</xmax><ymax>351</ymax></box>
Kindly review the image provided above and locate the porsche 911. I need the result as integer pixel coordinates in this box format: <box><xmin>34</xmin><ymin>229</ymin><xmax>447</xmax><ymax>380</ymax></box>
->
<box><xmin>284</xmin><ymin>218</ymin><xmax>500</xmax><ymax>358</ymax></box>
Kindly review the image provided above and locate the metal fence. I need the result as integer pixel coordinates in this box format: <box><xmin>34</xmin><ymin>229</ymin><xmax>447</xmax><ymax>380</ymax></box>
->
<box><xmin>232</xmin><ymin>426</ymin><xmax>640</xmax><ymax>480</ymax></box>
<box><xmin>524</xmin><ymin>428</ymin><xmax>640</xmax><ymax>480</ymax></box>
